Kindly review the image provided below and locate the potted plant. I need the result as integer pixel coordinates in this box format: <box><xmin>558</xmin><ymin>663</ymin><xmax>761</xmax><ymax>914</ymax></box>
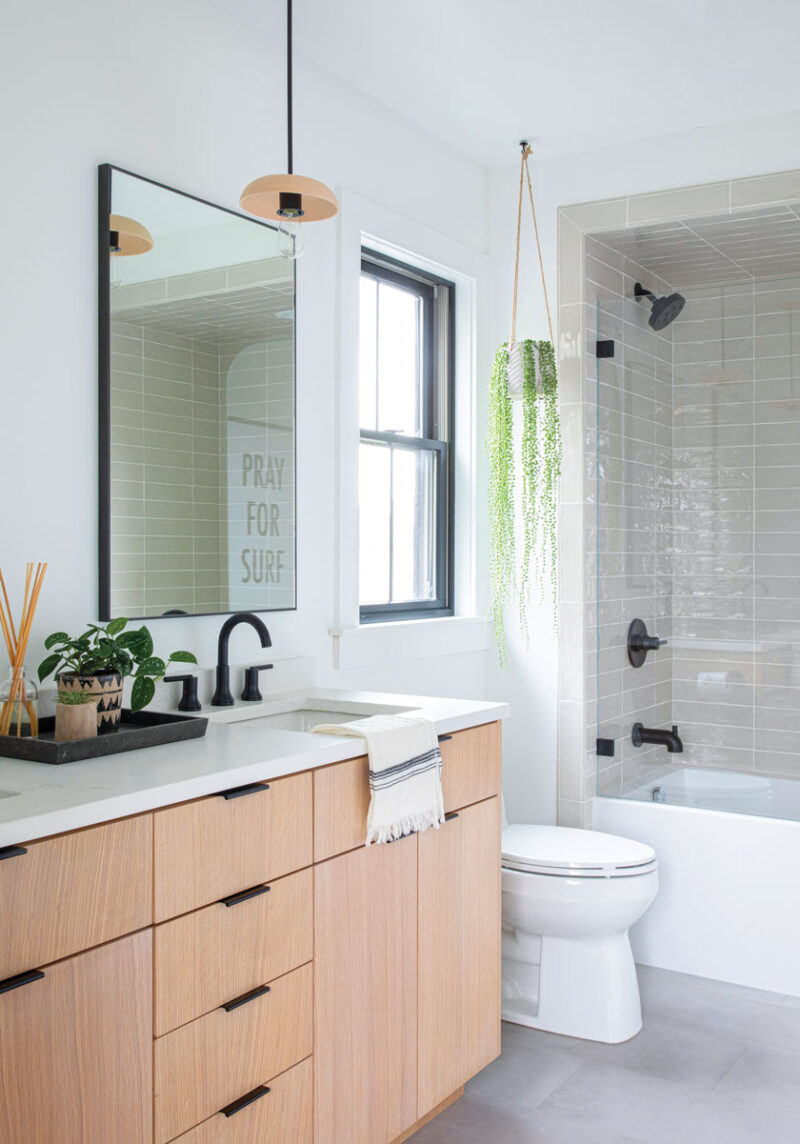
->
<box><xmin>38</xmin><ymin>619</ymin><xmax>197</xmax><ymax>734</ymax></box>
<box><xmin>55</xmin><ymin>688</ymin><xmax>98</xmax><ymax>744</ymax></box>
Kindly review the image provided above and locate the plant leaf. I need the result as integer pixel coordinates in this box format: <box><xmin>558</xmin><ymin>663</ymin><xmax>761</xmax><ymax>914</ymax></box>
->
<box><xmin>137</xmin><ymin>656</ymin><xmax>167</xmax><ymax>678</ymax></box>
<box><xmin>169</xmin><ymin>650</ymin><xmax>198</xmax><ymax>664</ymax></box>
<box><xmin>44</xmin><ymin>631</ymin><xmax>69</xmax><ymax>650</ymax></box>
<box><xmin>38</xmin><ymin>653</ymin><xmax>62</xmax><ymax>682</ymax></box>
<box><xmin>130</xmin><ymin>675</ymin><xmax>155</xmax><ymax>712</ymax></box>
<box><xmin>106</xmin><ymin>617</ymin><xmax>128</xmax><ymax>636</ymax></box>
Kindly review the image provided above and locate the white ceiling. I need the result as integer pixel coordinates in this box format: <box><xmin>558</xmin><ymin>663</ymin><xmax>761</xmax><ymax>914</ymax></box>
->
<box><xmin>212</xmin><ymin>0</ymin><xmax>800</xmax><ymax>166</ymax></box>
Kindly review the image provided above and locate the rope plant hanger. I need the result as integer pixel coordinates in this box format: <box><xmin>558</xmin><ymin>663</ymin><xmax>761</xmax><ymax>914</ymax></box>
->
<box><xmin>488</xmin><ymin>142</ymin><xmax>562</xmax><ymax>664</ymax></box>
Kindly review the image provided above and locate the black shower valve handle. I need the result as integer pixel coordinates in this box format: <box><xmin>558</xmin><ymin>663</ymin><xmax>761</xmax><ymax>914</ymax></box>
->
<box><xmin>627</xmin><ymin>619</ymin><xmax>667</xmax><ymax>668</ymax></box>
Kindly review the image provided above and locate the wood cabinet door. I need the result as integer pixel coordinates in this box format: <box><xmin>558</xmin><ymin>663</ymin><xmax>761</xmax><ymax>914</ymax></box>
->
<box><xmin>417</xmin><ymin>797</ymin><xmax>501</xmax><ymax>1117</ymax></box>
<box><xmin>314</xmin><ymin>835</ymin><xmax>417</xmax><ymax>1144</ymax></box>
<box><xmin>0</xmin><ymin>930</ymin><xmax>153</xmax><ymax>1144</ymax></box>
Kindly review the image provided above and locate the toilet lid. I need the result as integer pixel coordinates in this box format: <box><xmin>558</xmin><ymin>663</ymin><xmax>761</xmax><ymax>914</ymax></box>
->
<box><xmin>502</xmin><ymin>825</ymin><xmax>657</xmax><ymax>878</ymax></box>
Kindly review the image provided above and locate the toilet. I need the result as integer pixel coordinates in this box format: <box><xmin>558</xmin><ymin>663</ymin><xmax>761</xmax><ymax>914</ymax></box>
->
<box><xmin>501</xmin><ymin>824</ymin><xmax>658</xmax><ymax>1044</ymax></box>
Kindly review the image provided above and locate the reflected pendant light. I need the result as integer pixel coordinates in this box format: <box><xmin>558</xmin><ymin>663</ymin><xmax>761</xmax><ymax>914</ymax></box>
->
<box><xmin>109</xmin><ymin>213</ymin><xmax>154</xmax><ymax>287</ymax></box>
<box><xmin>239</xmin><ymin>0</ymin><xmax>338</xmax><ymax>259</ymax></box>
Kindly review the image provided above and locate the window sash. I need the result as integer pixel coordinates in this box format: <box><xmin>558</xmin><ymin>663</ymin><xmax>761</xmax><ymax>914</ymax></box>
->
<box><xmin>359</xmin><ymin>430</ymin><xmax>450</xmax><ymax>620</ymax></box>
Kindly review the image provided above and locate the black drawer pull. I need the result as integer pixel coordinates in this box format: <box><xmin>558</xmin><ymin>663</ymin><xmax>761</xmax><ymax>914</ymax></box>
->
<box><xmin>0</xmin><ymin>845</ymin><xmax>27</xmax><ymax>861</ymax></box>
<box><xmin>220</xmin><ymin>883</ymin><xmax>271</xmax><ymax>908</ymax></box>
<box><xmin>220</xmin><ymin>782</ymin><xmax>270</xmax><ymax>800</ymax></box>
<box><xmin>220</xmin><ymin>1084</ymin><xmax>270</xmax><ymax>1118</ymax></box>
<box><xmin>0</xmin><ymin>969</ymin><xmax>44</xmax><ymax>995</ymax></box>
<box><xmin>221</xmin><ymin>983</ymin><xmax>270</xmax><ymax>1012</ymax></box>
<box><xmin>444</xmin><ymin>812</ymin><xmax>459</xmax><ymax>823</ymax></box>
<box><xmin>438</xmin><ymin>734</ymin><xmax>453</xmax><ymax>743</ymax></box>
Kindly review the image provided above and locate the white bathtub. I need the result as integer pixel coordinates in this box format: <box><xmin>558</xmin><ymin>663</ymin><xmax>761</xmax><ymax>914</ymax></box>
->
<box><xmin>594</xmin><ymin>768</ymin><xmax>800</xmax><ymax>996</ymax></box>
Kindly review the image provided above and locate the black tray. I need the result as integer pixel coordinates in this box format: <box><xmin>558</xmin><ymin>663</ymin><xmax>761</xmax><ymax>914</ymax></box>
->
<box><xmin>0</xmin><ymin>708</ymin><xmax>208</xmax><ymax>764</ymax></box>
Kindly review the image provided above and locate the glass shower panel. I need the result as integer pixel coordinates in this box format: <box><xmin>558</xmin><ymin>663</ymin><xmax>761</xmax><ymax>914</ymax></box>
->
<box><xmin>593</xmin><ymin>275</ymin><xmax>674</xmax><ymax>799</ymax></box>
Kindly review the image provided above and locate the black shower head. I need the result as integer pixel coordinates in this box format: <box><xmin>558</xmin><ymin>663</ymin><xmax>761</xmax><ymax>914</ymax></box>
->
<box><xmin>634</xmin><ymin>282</ymin><xmax>686</xmax><ymax>331</ymax></box>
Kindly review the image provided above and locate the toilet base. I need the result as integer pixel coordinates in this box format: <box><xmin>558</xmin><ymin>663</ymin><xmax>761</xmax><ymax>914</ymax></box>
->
<box><xmin>502</xmin><ymin>931</ymin><xmax>643</xmax><ymax>1043</ymax></box>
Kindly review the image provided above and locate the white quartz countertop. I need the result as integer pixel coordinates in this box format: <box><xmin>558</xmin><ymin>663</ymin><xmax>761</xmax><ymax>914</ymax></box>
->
<box><xmin>0</xmin><ymin>690</ymin><xmax>509</xmax><ymax>847</ymax></box>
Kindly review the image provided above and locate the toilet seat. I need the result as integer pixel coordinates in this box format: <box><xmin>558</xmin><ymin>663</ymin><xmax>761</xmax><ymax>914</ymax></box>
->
<box><xmin>502</xmin><ymin>825</ymin><xmax>657</xmax><ymax>879</ymax></box>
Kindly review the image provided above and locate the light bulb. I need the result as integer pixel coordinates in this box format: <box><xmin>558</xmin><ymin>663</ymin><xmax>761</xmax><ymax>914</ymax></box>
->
<box><xmin>277</xmin><ymin>219</ymin><xmax>305</xmax><ymax>261</ymax></box>
<box><xmin>109</xmin><ymin>254</ymin><xmax>123</xmax><ymax>288</ymax></box>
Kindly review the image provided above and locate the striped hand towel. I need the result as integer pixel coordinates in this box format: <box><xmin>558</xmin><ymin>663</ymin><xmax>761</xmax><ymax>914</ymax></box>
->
<box><xmin>312</xmin><ymin>714</ymin><xmax>445</xmax><ymax>845</ymax></box>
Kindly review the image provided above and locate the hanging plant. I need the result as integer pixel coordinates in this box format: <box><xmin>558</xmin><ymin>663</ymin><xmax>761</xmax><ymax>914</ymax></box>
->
<box><xmin>488</xmin><ymin>339</ymin><xmax>561</xmax><ymax>661</ymax></box>
<box><xmin>520</xmin><ymin>339</ymin><xmax>561</xmax><ymax>634</ymax></box>
<box><xmin>488</xmin><ymin>344</ymin><xmax>515</xmax><ymax>665</ymax></box>
<box><xmin>487</xmin><ymin>143</ymin><xmax>562</xmax><ymax>662</ymax></box>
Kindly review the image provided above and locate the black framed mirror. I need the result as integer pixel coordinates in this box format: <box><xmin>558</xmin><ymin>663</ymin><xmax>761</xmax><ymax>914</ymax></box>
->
<box><xmin>98</xmin><ymin>165</ymin><xmax>296</xmax><ymax>620</ymax></box>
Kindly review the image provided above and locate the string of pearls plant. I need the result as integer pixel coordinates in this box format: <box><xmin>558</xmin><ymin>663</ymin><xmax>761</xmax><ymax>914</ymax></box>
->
<box><xmin>488</xmin><ymin>338</ymin><xmax>561</xmax><ymax>664</ymax></box>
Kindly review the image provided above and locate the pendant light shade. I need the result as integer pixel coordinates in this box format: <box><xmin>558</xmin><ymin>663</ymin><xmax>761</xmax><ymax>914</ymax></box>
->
<box><xmin>109</xmin><ymin>213</ymin><xmax>154</xmax><ymax>256</ymax></box>
<box><xmin>239</xmin><ymin>0</ymin><xmax>338</xmax><ymax>244</ymax></box>
<box><xmin>239</xmin><ymin>173</ymin><xmax>338</xmax><ymax>223</ymax></box>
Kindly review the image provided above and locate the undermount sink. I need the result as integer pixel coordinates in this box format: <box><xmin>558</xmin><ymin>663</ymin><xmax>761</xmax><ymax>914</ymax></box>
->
<box><xmin>203</xmin><ymin>695</ymin><xmax>415</xmax><ymax>729</ymax></box>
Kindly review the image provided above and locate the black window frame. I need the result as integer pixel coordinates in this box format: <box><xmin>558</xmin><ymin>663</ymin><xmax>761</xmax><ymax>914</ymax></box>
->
<box><xmin>359</xmin><ymin>249</ymin><xmax>455</xmax><ymax>624</ymax></box>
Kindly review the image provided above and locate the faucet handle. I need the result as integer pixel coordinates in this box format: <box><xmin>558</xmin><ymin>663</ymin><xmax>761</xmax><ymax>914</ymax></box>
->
<box><xmin>241</xmin><ymin>664</ymin><xmax>274</xmax><ymax>703</ymax></box>
<box><xmin>164</xmin><ymin>674</ymin><xmax>202</xmax><ymax>713</ymax></box>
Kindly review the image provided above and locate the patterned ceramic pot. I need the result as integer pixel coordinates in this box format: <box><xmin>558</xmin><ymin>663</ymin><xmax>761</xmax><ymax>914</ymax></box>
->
<box><xmin>57</xmin><ymin>671</ymin><xmax>124</xmax><ymax>734</ymax></box>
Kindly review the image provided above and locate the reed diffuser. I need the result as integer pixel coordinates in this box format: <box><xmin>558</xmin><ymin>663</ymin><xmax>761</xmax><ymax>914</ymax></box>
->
<box><xmin>0</xmin><ymin>563</ymin><xmax>47</xmax><ymax>737</ymax></box>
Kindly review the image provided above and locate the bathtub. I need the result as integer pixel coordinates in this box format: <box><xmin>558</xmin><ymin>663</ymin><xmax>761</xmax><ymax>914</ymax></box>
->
<box><xmin>594</xmin><ymin>767</ymin><xmax>800</xmax><ymax>996</ymax></box>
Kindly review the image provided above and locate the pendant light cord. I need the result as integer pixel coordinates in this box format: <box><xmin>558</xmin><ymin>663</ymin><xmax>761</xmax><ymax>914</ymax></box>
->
<box><xmin>287</xmin><ymin>0</ymin><xmax>293</xmax><ymax>174</ymax></box>
<box><xmin>510</xmin><ymin>142</ymin><xmax>555</xmax><ymax>348</ymax></box>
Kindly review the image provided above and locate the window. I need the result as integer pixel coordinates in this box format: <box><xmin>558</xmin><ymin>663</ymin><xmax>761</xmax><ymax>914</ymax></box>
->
<box><xmin>358</xmin><ymin>251</ymin><xmax>455</xmax><ymax>622</ymax></box>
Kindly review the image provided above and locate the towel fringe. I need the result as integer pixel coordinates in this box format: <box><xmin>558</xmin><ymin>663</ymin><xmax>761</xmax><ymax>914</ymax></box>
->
<box><xmin>366</xmin><ymin>799</ymin><xmax>445</xmax><ymax>847</ymax></box>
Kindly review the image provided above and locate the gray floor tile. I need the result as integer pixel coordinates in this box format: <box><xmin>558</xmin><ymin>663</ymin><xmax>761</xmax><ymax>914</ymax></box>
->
<box><xmin>466</xmin><ymin>1026</ymin><xmax>584</xmax><ymax>1110</ymax></box>
<box><xmin>410</xmin><ymin>965</ymin><xmax>800</xmax><ymax>1143</ymax></box>
<box><xmin>714</xmin><ymin>1042</ymin><xmax>800</xmax><ymax>1101</ymax></box>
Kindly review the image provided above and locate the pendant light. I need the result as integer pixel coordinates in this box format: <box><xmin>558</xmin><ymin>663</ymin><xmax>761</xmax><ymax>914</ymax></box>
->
<box><xmin>239</xmin><ymin>0</ymin><xmax>338</xmax><ymax>259</ymax></box>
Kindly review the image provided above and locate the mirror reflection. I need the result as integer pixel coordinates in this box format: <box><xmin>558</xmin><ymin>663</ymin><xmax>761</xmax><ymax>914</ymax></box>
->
<box><xmin>101</xmin><ymin>167</ymin><xmax>296</xmax><ymax>619</ymax></box>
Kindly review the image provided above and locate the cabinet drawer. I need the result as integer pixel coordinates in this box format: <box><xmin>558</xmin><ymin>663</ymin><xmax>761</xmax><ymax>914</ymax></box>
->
<box><xmin>0</xmin><ymin>814</ymin><xmax>152</xmax><ymax>979</ymax></box>
<box><xmin>154</xmin><ymin>961</ymin><xmax>312</xmax><ymax>1144</ymax></box>
<box><xmin>171</xmin><ymin>1057</ymin><xmax>312</xmax><ymax>1144</ymax></box>
<box><xmin>313</xmin><ymin>723</ymin><xmax>502</xmax><ymax>862</ymax></box>
<box><xmin>440</xmin><ymin>722</ymin><xmax>501</xmax><ymax>813</ymax></box>
<box><xmin>154</xmin><ymin>771</ymin><xmax>312</xmax><ymax>921</ymax></box>
<box><xmin>154</xmin><ymin>866</ymin><xmax>313</xmax><ymax>1035</ymax></box>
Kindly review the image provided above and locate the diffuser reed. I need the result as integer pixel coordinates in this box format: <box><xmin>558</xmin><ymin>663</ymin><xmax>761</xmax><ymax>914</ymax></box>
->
<box><xmin>0</xmin><ymin>563</ymin><xmax>47</xmax><ymax>737</ymax></box>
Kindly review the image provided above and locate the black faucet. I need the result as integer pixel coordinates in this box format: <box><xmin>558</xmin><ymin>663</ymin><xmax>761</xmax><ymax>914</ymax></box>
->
<box><xmin>632</xmin><ymin>723</ymin><xmax>683</xmax><ymax>754</ymax></box>
<box><xmin>211</xmin><ymin>614</ymin><xmax>272</xmax><ymax>707</ymax></box>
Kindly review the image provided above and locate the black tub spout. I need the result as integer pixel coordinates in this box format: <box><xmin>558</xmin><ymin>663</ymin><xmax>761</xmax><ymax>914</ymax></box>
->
<box><xmin>632</xmin><ymin>723</ymin><xmax>683</xmax><ymax>754</ymax></box>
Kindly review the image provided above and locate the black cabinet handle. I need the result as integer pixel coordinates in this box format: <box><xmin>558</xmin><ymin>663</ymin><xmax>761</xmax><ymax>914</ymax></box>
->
<box><xmin>438</xmin><ymin>734</ymin><xmax>453</xmax><ymax>743</ymax></box>
<box><xmin>0</xmin><ymin>845</ymin><xmax>27</xmax><ymax>861</ymax></box>
<box><xmin>0</xmin><ymin>969</ymin><xmax>44</xmax><ymax>995</ymax></box>
<box><xmin>220</xmin><ymin>782</ymin><xmax>270</xmax><ymax>800</ymax></box>
<box><xmin>220</xmin><ymin>883</ymin><xmax>271</xmax><ymax>908</ymax></box>
<box><xmin>221</xmin><ymin>983</ymin><xmax>270</xmax><ymax>1012</ymax></box>
<box><xmin>220</xmin><ymin>1084</ymin><xmax>271</xmax><ymax>1118</ymax></box>
<box><xmin>444</xmin><ymin>812</ymin><xmax>460</xmax><ymax>823</ymax></box>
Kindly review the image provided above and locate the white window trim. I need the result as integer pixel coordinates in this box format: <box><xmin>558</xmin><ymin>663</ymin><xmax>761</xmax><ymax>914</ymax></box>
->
<box><xmin>332</xmin><ymin>189</ymin><xmax>490</xmax><ymax>666</ymax></box>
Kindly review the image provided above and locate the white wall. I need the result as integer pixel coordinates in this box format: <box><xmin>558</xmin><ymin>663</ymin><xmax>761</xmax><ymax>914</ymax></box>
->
<box><xmin>0</xmin><ymin>0</ymin><xmax>491</xmax><ymax>713</ymax></box>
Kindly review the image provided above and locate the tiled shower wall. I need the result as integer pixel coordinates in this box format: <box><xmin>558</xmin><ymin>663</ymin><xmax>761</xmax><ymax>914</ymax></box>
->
<box><xmin>671</xmin><ymin>277</ymin><xmax>800</xmax><ymax>778</ymax></box>
<box><xmin>109</xmin><ymin>321</ymin><xmax>224</xmax><ymax>617</ymax></box>
<box><xmin>558</xmin><ymin>170</ymin><xmax>800</xmax><ymax>825</ymax></box>
<box><xmin>582</xmin><ymin>256</ymin><xmax>800</xmax><ymax>791</ymax></box>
